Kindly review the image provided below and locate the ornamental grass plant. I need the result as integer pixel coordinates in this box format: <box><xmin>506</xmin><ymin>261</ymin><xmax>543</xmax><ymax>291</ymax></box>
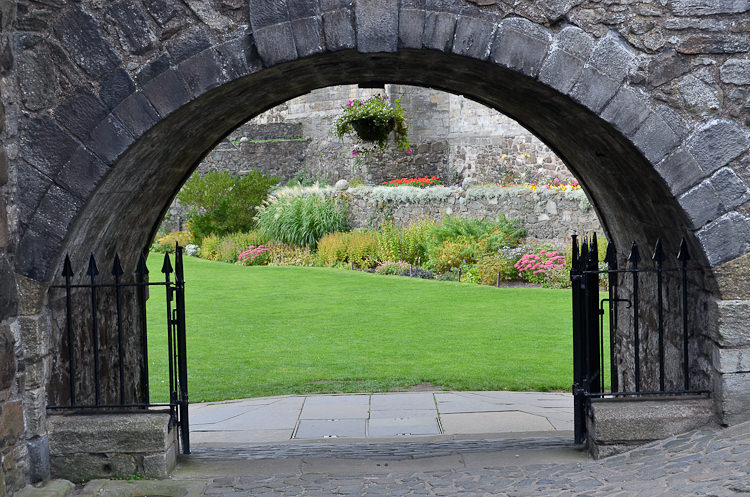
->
<box><xmin>257</xmin><ymin>193</ymin><xmax>349</xmax><ymax>250</ymax></box>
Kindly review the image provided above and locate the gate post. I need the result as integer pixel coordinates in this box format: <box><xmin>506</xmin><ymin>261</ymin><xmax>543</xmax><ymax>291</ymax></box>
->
<box><xmin>571</xmin><ymin>235</ymin><xmax>587</xmax><ymax>444</ymax></box>
<box><xmin>174</xmin><ymin>245</ymin><xmax>190</xmax><ymax>454</ymax></box>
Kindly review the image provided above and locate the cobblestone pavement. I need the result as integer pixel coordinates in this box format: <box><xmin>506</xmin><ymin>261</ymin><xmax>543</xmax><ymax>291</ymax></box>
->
<box><xmin>172</xmin><ymin>421</ymin><xmax>750</xmax><ymax>496</ymax></box>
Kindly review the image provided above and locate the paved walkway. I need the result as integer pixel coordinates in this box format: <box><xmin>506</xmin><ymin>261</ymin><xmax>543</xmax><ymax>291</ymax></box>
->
<box><xmin>188</xmin><ymin>391</ymin><xmax>574</xmax><ymax>445</ymax></box>
<box><xmin>171</xmin><ymin>420</ymin><xmax>750</xmax><ymax>496</ymax></box>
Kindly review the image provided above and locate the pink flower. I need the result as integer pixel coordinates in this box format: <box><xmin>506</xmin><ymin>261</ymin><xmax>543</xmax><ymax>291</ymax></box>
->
<box><xmin>406</xmin><ymin>149</ymin><xmax>413</xmax><ymax>155</ymax></box>
<box><xmin>352</xmin><ymin>150</ymin><xmax>358</xmax><ymax>156</ymax></box>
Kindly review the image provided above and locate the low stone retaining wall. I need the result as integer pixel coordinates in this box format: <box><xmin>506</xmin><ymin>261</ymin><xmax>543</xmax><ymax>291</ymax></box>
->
<box><xmin>586</xmin><ymin>396</ymin><xmax>715</xmax><ymax>458</ymax></box>
<box><xmin>47</xmin><ymin>413</ymin><xmax>177</xmax><ymax>481</ymax></box>
<box><xmin>311</xmin><ymin>184</ymin><xmax>601</xmax><ymax>247</ymax></box>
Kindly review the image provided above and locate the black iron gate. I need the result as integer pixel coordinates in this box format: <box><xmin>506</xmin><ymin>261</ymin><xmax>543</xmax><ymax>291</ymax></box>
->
<box><xmin>48</xmin><ymin>245</ymin><xmax>190</xmax><ymax>454</ymax></box>
<box><xmin>570</xmin><ymin>234</ymin><xmax>708</xmax><ymax>445</ymax></box>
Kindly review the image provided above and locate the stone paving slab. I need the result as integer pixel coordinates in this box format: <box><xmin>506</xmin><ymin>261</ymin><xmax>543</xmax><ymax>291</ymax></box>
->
<box><xmin>370</xmin><ymin>392</ymin><xmax>436</xmax><ymax>410</ymax></box>
<box><xmin>368</xmin><ymin>409</ymin><xmax>437</xmax><ymax>419</ymax></box>
<box><xmin>299</xmin><ymin>403</ymin><xmax>369</xmax><ymax>420</ymax></box>
<box><xmin>441</xmin><ymin>411</ymin><xmax>555</xmax><ymax>434</ymax></box>
<box><xmin>191</xmin><ymin>429</ymin><xmax>294</xmax><ymax>445</ymax></box>
<box><xmin>295</xmin><ymin>419</ymin><xmax>367</xmax><ymax>439</ymax></box>
<box><xmin>368</xmin><ymin>417</ymin><xmax>441</xmax><ymax>437</ymax></box>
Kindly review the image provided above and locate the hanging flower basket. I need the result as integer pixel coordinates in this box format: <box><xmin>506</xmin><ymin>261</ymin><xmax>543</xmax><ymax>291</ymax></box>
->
<box><xmin>332</xmin><ymin>95</ymin><xmax>411</xmax><ymax>154</ymax></box>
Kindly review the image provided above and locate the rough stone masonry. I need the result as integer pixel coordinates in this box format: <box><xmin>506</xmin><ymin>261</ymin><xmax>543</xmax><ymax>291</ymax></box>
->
<box><xmin>2</xmin><ymin>0</ymin><xmax>750</xmax><ymax>494</ymax></box>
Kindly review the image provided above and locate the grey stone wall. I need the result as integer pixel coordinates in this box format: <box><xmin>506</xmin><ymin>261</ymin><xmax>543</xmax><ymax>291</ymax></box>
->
<box><xmin>199</xmin><ymin>84</ymin><xmax>573</xmax><ymax>187</ymax></box>
<box><xmin>275</xmin><ymin>185</ymin><xmax>600</xmax><ymax>248</ymax></box>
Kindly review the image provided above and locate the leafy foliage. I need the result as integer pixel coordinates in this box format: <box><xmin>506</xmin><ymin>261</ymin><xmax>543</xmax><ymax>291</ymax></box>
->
<box><xmin>151</xmin><ymin>231</ymin><xmax>192</xmax><ymax>253</ymax></box>
<box><xmin>332</xmin><ymin>95</ymin><xmax>411</xmax><ymax>153</ymax></box>
<box><xmin>257</xmin><ymin>193</ymin><xmax>349</xmax><ymax>250</ymax></box>
<box><xmin>178</xmin><ymin>170</ymin><xmax>279</xmax><ymax>242</ymax></box>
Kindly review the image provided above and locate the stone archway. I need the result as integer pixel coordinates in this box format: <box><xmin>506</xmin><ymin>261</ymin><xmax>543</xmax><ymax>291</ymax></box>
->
<box><xmin>3</xmin><ymin>0</ymin><xmax>750</xmax><ymax>490</ymax></box>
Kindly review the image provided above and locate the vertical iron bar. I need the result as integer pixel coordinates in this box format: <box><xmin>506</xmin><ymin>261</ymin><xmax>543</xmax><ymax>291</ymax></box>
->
<box><xmin>112</xmin><ymin>254</ymin><xmax>126</xmax><ymax>404</ymax></box>
<box><xmin>570</xmin><ymin>234</ymin><xmax>586</xmax><ymax>445</ymax></box>
<box><xmin>585</xmin><ymin>234</ymin><xmax>601</xmax><ymax>395</ymax></box>
<box><xmin>174</xmin><ymin>244</ymin><xmax>191</xmax><ymax>454</ymax></box>
<box><xmin>605</xmin><ymin>243</ymin><xmax>618</xmax><ymax>393</ymax></box>
<box><xmin>678</xmin><ymin>239</ymin><xmax>691</xmax><ymax>391</ymax></box>
<box><xmin>628</xmin><ymin>242</ymin><xmax>641</xmax><ymax>393</ymax></box>
<box><xmin>652</xmin><ymin>240</ymin><xmax>665</xmax><ymax>392</ymax></box>
<box><xmin>162</xmin><ymin>253</ymin><xmax>176</xmax><ymax>405</ymax></box>
<box><xmin>136</xmin><ymin>254</ymin><xmax>150</xmax><ymax>405</ymax></box>
<box><xmin>62</xmin><ymin>256</ymin><xmax>76</xmax><ymax>406</ymax></box>
<box><xmin>87</xmin><ymin>254</ymin><xmax>101</xmax><ymax>406</ymax></box>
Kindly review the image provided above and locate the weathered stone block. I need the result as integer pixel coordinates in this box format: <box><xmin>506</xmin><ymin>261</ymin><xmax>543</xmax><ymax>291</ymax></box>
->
<box><xmin>687</xmin><ymin>120</ymin><xmax>750</xmax><ymax>176</ymax></box>
<box><xmin>19</xmin><ymin>116</ymin><xmax>79</xmax><ymax>177</ymax></box>
<box><xmin>178</xmin><ymin>49</ymin><xmax>223</xmax><ymax>97</ymax></box>
<box><xmin>696</xmin><ymin>212</ymin><xmax>750</xmax><ymax>266</ymax></box>
<box><xmin>678</xmin><ymin>180</ymin><xmax>723</xmax><ymax>229</ymax></box>
<box><xmin>426</xmin><ymin>0</ymin><xmax>460</xmax><ymax>12</ymax></box>
<box><xmin>55</xmin><ymin>87</ymin><xmax>108</xmax><ymax>142</ymax></box>
<box><xmin>422</xmin><ymin>11</ymin><xmax>456</xmax><ymax>52</ymax></box>
<box><xmin>248</xmin><ymin>0</ymin><xmax>290</xmax><ymax>28</ymax></box>
<box><xmin>17</xmin><ymin>223</ymin><xmax>63</xmax><ymax>281</ymax></box>
<box><xmin>713</xmin><ymin>254</ymin><xmax>750</xmax><ymax>300</ymax></box>
<box><xmin>135</xmin><ymin>54</ymin><xmax>171</xmax><ymax>88</ymax></box>
<box><xmin>85</xmin><ymin>115</ymin><xmax>135</xmax><ymax>165</ymax></box>
<box><xmin>55</xmin><ymin>148</ymin><xmax>108</xmax><ymax>202</ymax></box>
<box><xmin>48</xmin><ymin>413</ymin><xmax>174</xmax><ymax>455</ymax></box>
<box><xmin>398</xmin><ymin>8</ymin><xmax>425</xmax><ymax>48</ymax></box>
<box><xmin>491</xmin><ymin>17</ymin><xmax>551</xmax><ymax>78</ymax></box>
<box><xmin>0</xmin><ymin>148</ymin><xmax>7</xmax><ymax>187</ymax></box>
<box><xmin>166</xmin><ymin>29</ymin><xmax>211</xmax><ymax>65</ymax></box>
<box><xmin>671</xmin><ymin>0</ymin><xmax>750</xmax><ymax>16</ymax></box>
<box><xmin>15</xmin><ymin>275</ymin><xmax>46</xmax><ymax>316</ymax></box>
<box><xmin>291</xmin><ymin>17</ymin><xmax>323</xmax><ymax>58</ymax></box>
<box><xmin>322</xmin><ymin>9</ymin><xmax>356</xmax><ymax>51</ymax></box>
<box><xmin>214</xmin><ymin>32</ymin><xmax>262</xmax><ymax>79</ymax></box>
<box><xmin>356</xmin><ymin>0</ymin><xmax>398</xmax><ymax>53</ymax></box>
<box><xmin>0</xmin><ymin>258</ymin><xmax>17</xmax><ymax>323</ymax></box>
<box><xmin>51</xmin><ymin>454</ymin><xmax>137</xmax><ymax>483</ymax></box>
<box><xmin>18</xmin><ymin>48</ymin><xmax>56</xmax><ymax>111</ymax></box>
<box><xmin>287</xmin><ymin>0</ymin><xmax>318</xmax><ymax>18</ymax></box>
<box><xmin>587</xmin><ymin>397</ymin><xmax>715</xmax><ymax>458</ymax></box>
<box><xmin>713</xmin><ymin>372</ymin><xmax>750</xmax><ymax>425</ymax></box>
<box><xmin>713</xmin><ymin>347</ymin><xmax>750</xmax><ymax>374</ymax></box>
<box><xmin>112</xmin><ymin>92</ymin><xmax>159</xmax><ymax>139</ymax></box>
<box><xmin>143</xmin><ymin>70</ymin><xmax>190</xmax><ymax>117</ymax></box>
<box><xmin>19</xmin><ymin>315</ymin><xmax>48</xmax><ymax>361</ymax></box>
<box><xmin>720</xmin><ymin>58</ymin><xmax>750</xmax><ymax>85</ymax></box>
<box><xmin>452</xmin><ymin>13</ymin><xmax>497</xmax><ymax>60</ymax></box>
<box><xmin>570</xmin><ymin>67</ymin><xmax>621</xmax><ymax>114</ymax></box>
<box><xmin>52</xmin><ymin>8</ymin><xmax>121</xmax><ymax>79</ymax></box>
<box><xmin>654</xmin><ymin>148</ymin><xmax>704</xmax><ymax>197</ymax></box>
<box><xmin>600</xmin><ymin>87</ymin><xmax>651</xmax><ymax>138</ymax></box>
<box><xmin>253</xmin><ymin>22</ymin><xmax>298</xmax><ymax>66</ymax></box>
<box><xmin>99</xmin><ymin>69</ymin><xmax>135</xmax><ymax>110</ymax></box>
<box><xmin>0</xmin><ymin>401</ymin><xmax>24</xmax><ymax>446</ymax></box>
<box><xmin>647</xmin><ymin>49</ymin><xmax>690</xmax><ymax>88</ymax></box>
<box><xmin>105</xmin><ymin>1</ymin><xmax>154</xmax><ymax>55</ymax></box>
<box><xmin>0</xmin><ymin>324</ymin><xmax>15</xmax><ymax>392</ymax></box>
<box><xmin>23</xmin><ymin>388</ymin><xmax>47</xmax><ymax>436</ymax></box>
<box><xmin>711</xmin><ymin>168</ymin><xmax>750</xmax><ymax>211</ymax></box>
<box><xmin>708</xmin><ymin>299</ymin><xmax>750</xmax><ymax>348</ymax></box>
<box><xmin>632</xmin><ymin>112</ymin><xmax>680</xmax><ymax>165</ymax></box>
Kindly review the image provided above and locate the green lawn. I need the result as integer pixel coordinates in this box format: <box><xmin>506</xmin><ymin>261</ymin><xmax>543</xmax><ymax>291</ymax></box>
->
<box><xmin>146</xmin><ymin>256</ymin><xmax>587</xmax><ymax>403</ymax></box>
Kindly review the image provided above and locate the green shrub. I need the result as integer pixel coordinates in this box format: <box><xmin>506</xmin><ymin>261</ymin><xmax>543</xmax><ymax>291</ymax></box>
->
<box><xmin>317</xmin><ymin>232</ymin><xmax>349</xmax><ymax>266</ymax></box>
<box><xmin>265</xmin><ymin>242</ymin><xmax>317</xmax><ymax>266</ymax></box>
<box><xmin>426</xmin><ymin>236</ymin><xmax>482</xmax><ymax>273</ymax></box>
<box><xmin>375</xmin><ymin>219</ymin><xmax>433</xmax><ymax>265</ymax></box>
<box><xmin>317</xmin><ymin>231</ymin><xmax>379</xmax><ymax>267</ymax></box>
<box><xmin>477</xmin><ymin>253</ymin><xmax>519</xmax><ymax>285</ymax></box>
<box><xmin>178</xmin><ymin>170</ymin><xmax>279</xmax><ymax>242</ymax></box>
<box><xmin>375</xmin><ymin>261</ymin><xmax>410</xmax><ymax>275</ymax></box>
<box><xmin>257</xmin><ymin>194</ymin><xmax>349</xmax><ymax>250</ymax></box>
<box><xmin>200</xmin><ymin>234</ymin><xmax>221</xmax><ymax>261</ymax></box>
<box><xmin>151</xmin><ymin>231</ymin><xmax>192</xmax><ymax>253</ymax></box>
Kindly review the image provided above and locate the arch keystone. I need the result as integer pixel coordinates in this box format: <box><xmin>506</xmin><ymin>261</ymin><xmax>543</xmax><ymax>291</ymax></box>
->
<box><xmin>356</xmin><ymin>0</ymin><xmax>398</xmax><ymax>53</ymax></box>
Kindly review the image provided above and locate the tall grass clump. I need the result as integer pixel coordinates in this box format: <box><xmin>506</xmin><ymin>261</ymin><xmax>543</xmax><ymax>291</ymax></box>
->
<box><xmin>317</xmin><ymin>230</ymin><xmax>379</xmax><ymax>267</ymax></box>
<box><xmin>257</xmin><ymin>193</ymin><xmax>349</xmax><ymax>250</ymax></box>
<box><xmin>376</xmin><ymin>219</ymin><xmax>433</xmax><ymax>264</ymax></box>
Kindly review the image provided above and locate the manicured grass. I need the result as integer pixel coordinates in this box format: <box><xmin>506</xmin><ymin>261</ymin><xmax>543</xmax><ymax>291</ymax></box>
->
<box><xmin>146</xmin><ymin>256</ymin><xmax>589</xmax><ymax>403</ymax></box>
